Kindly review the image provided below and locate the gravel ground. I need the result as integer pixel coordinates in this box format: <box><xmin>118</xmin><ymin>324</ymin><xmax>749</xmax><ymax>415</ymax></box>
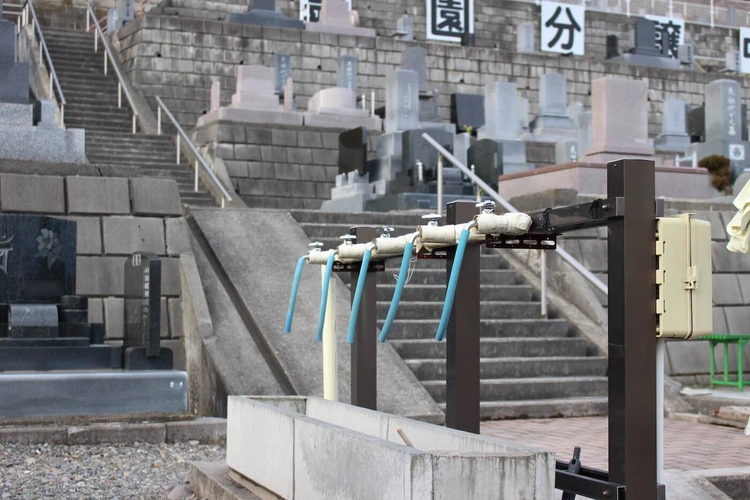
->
<box><xmin>0</xmin><ymin>442</ymin><xmax>225</xmax><ymax>500</ymax></box>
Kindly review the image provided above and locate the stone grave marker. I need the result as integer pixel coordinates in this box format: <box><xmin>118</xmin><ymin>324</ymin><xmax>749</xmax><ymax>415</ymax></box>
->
<box><xmin>516</xmin><ymin>23</ymin><xmax>535</xmax><ymax>54</ymax></box>
<box><xmin>123</xmin><ymin>253</ymin><xmax>173</xmax><ymax>370</ymax></box>
<box><xmin>451</xmin><ymin>93</ymin><xmax>484</xmax><ymax>133</ymax></box>
<box><xmin>337</xmin><ymin>56</ymin><xmax>358</xmax><ymax>93</ymax></box>
<box><xmin>396</xmin><ymin>15</ymin><xmax>414</xmax><ymax>41</ymax></box>
<box><xmin>482</xmin><ymin>82</ymin><xmax>519</xmax><ymax>141</ymax></box>
<box><xmin>384</xmin><ymin>69</ymin><xmax>419</xmax><ymax>134</ymax></box>
<box><xmin>273</xmin><ymin>53</ymin><xmax>292</xmax><ymax>95</ymax></box>
<box><xmin>210</xmin><ymin>81</ymin><xmax>221</xmax><ymax>111</ymax></box>
<box><xmin>227</xmin><ymin>0</ymin><xmax>305</xmax><ymax>30</ymax></box>
<box><xmin>303</xmin><ymin>86</ymin><xmax>380</xmax><ymax>129</ymax></box>
<box><xmin>631</xmin><ymin>18</ymin><xmax>662</xmax><ymax>57</ymax></box>
<box><xmin>116</xmin><ymin>0</ymin><xmax>135</xmax><ymax>28</ymax></box>
<box><xmin>0</xmin><ymin>215</ymin><xmax>76</xmax><ymax>304</ymax></box>
<box><xmin>401</xmin><ymin>48</ymin><xmax>429</xmax><ymax>94</ymax></box>
<box><xmin>468</xmin><ymin>139</ymin><xmax>503</xmax><ymax>190</ymax></box>
<box><xmin>654</xmin><ymin>98</ymin><xmax>690</xmax><ymax>152</ymax></box>
<box><xmin>530</xmin><ymin>73</ymin><xmax>576</xmax><ymax>142</ymax></box>
<box><xmin>606</xmin><ymin>35</ymin><xmax>619</xmax><ymax>58</ymax></box>
<box><xmin>306</xmin><ymin>0</ymin><xmax>375</xmax><ymax>36</ymax></box>
<box><xmin>338</xmin><ymin>126</ymin><xmax>368</xmax><ymax>176</ymax></box>
<box><xmin>0</xmin><ymin>2</ymin><xmax>30</xmax><ymax>104</ymax></box>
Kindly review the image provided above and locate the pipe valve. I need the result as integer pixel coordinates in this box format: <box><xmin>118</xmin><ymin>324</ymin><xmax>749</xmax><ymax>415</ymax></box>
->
<box><xmin>340</xmin><ymin>234</ymin><xmax>356</xmax><ymax>245</ymax></box>
<box><xmin>309</xmin><ymin>241</ymin><xmax>324</xmax><ymax>252</ymax></box>
<box><xmin>422</xmin><ymin>213</ymin><xmax>442</xmax><ymax>226</ymax></box>
<box><xmin>380</xmin><ymin>227</ymin><xmax>394</xmax><ymax>238</ymax></box>
<box><xmin>476</xmin><ymin>201</ymin><xmax>496</xmax><ymax>214</ymax></box>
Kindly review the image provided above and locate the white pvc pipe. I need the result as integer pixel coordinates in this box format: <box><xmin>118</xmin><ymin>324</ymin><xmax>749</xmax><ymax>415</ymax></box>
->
<box><xmin>322</xmin><ymin>266</ymin><xmax>338</xmax><ymax>401</ymax></box>
<box><xmin>656</xmin><ymin>338</ymin><xmax>665</xmax><ymax>484</ymax></box>
<box><xmin>437</xmin><ymin>156</ymin><xmax>444</xmax><ymax>217</ymax></box>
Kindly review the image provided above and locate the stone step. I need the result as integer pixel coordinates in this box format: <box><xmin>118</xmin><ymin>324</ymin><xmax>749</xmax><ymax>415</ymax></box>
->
<box><xmin>377</xmin><ymin>284</ymin><xmax>532</xmax><ymax>302</ymax></box>
<box><xmin>299</xmin><ymin>223</ymin><xmax>420</xmax><ymax>239</ymax></box>
<box><xmin>86</xmin><ymin>131</ymin><xmax>178</xmax><ymax>142</ymax></box>
<box><xmin>391</xmin><ymin>337</ymin><xmax>589</xmax><ymax>359</ymax></box>
<box><xmin>439</xmin><ymin>397</ymin><xmax>609</xmax><ymax>420</ymax></box>
<box><xmin>405</xmin><ymin>356</ymin><xmax>607</xmax><ymax>380</ymax></box>
<box><xmin>382</xmin><ymin>318</ymin><xmax>570</xmax><ymax>340</ymax></box>
<box><xmin>66</xmin><ymin>122</ymin><xmax>133</xmax><ymax>133</ymax></box>
<box><xmin>374</xmin><ymin>268</ymin><xmax>518</xmax><ymax>286</ymax></box>
<box><xmin>290</xmin><ymin>210</ymin><xmax>433</xmax><ymax>226</ymax></box>
<box><xmin>376</xmin><ymin>301</ymin><xmax>545</xmax><ymax>320</ymax></box>
<box><xmin>86</xmin><ymin>151</ymin><xmax>182</xmax><ymax>163</ymax></box>
<box><xmin>422</xmin><ymin>376</ymin><xmax>608</xmax><ymax>403</ymax></box>
<box><xmin>61</xmin><ymin>102</ymin><xmax>136</xmax><ymax>113</ymax></box>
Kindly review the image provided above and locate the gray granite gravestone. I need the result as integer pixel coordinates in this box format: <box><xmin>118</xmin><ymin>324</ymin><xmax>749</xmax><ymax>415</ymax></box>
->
<box><xmin>468</xmin><ymin>139</ymin><xmax>503</xmax><ymax>190</ymax></box>
<box><xmin>530</xmin><ymin>73</ymin><xmax>575</xmax><ymax>143</ymax></box>
<box><xmin>399</xmin><ymin>48</ymin><xmax>441</xmax><ymax>125</ymax></box>
<box><xmin>478</xmin><ymin>82</ymin><xmax>532</xmax><ymax>173</ymax></box>
<box><xmin>273</xmin><ymin>53</ymin><xmax>292</xmax><ymax>96</ymax></box>
<box><xmin>0</xmin><ymin>2</ymin><xmax>30</xmax><ymax>105</ymax></box>
<box><xmin>384</xmin><ymin>69</ymin><xmax>419</xmax><ymax>134</ymax></box>
<box><xmin>608</xmin><ymin>17</ymin><xmax>680</xmax><ymax>70</ymax></box>
<box><xmin>305</xmin><ymin>0</ymin><xmax>375</xmax><ymax>36</ymax></box>
<box><xmin>555</xmin><ymin>103</ymin><xmax>590</xmax><ymax>165</ymax></box>
<box><xmin>516</xmin><ymin>23</ymin><xmax>535</xmax><ymax>53</ymax></box>
<box><xmin>337</xmin><ymin>56</ymin><xmax>358</xmax><ymax>93</ymax></box>
<box><xmin>116</xmin><ymin>0</ymin><xmax>135</xmax><ymax>29</ymax></box>
<box><xmin>396</xmin><ymin>15</ymin><xmax>414</xmax><ymax>41</ymax></box>
<box><xmin>321</xmin><ymin>127</ymin><xmax>378</xmax><ymax>212</ymax></box>
<box><xmin>123</xmin><ymin>253</ymin><xmax>173</xmax><ymax>370</ymax></box>
<box><xmin>227</xmin><ymin>0</ymin><xmax>305</xmax><ymax>29</ymax></box>
<box><xmin>654</xmin><ymin>98</ymin><xmax>690</xmax><ymax>152</ymax></box>
<box><xmin>686</xmin><ymin>79</ymin><xmax>750</xmax><ymax>178</ymax></box>
<box><xmin>631</xmin><ymin>18</ymin><xmax>662</xmax><ymax>56</ymax></box>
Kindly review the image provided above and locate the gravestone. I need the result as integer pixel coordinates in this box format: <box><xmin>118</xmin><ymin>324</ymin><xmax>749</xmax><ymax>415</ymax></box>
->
<box><xmin>530</xmin><ymin>72</ymin><xmax>576</xmax><ymax>143</ymax></box>
<box><xmin>107</xmin><ymin>9</ymin><xmax>119</xmax><ymax>33</ymax></box>
<box><xmin>451</xmin><ymin>93</ymin><xmax>484</xmax><ymax>133</ymax></box>
<box><xmin>399</xmin><ymin>48</ymin><xmax>441</xmax><ymax>125</ymax></box>
<box><xmin>606</xmin><ymin>35</ymin><xmax>619</xmax><ymax>59</ymax></box>
<box><xmin>123</xmin><ymin>253</ymin><xmax>173</xmax><ymax>370</ymax></box>
<box><xmin>478</xmin><ymin>82</ymin><xmax>532</xmax><ymax>173</ymax></box>
<box><xmin>227</xmin><ymin>0</ymin><xmax>305</xmax><ymax>29</ymax></box>
<box><xmin>516</xmin><ymin>23</ymin><xmax>535</xmax><ymax>54</ymax></box>
<box><xmin>468</xmin><ymin>139</ymin><xmax>503</xmax><ymax>190</ymax></box>
<box><xmin>210</xmin><ymin>81</ymin><xmax>221</xmax><ymax>111</ymax></box>
<box><xmin>678</xmin><ymin>44</ymin><xmax>694</xmax><ymax>68</ymax></box>
<box><xmin>654</xmin><ymin>98</ymin><xmax>690</xmax><ymax>152</ymax></box>
<box><xmin>555</xmin><ymin>103</ymin><xmax>588</xmax><ymax>164</ymax></box>
<box><xmin>584</xmin><ymin>76</ymin><xmax>655</xmax><ymax>163</ymax></box>
<box><xmin>337</xmin><ymin>56</ymin><xmax>358</xmax><ymax>93</ymax></box>
<box><xmin>631</xmin><ymin>18</ymin><xmax>662</xmax><ymax>57</ymax></box>
<box><xmin>305</xmin><ymin>0</ymin><xmax>375</xmax><ymax>36</ymax></box>
<box><xmin>196</xmin><ymin>65</ymin><xmax>302</xmax><ymax>127</ymax></box>
<box><xmin>396</xmin><ymin>15</ymin><xmax>414</xmax><ymax>41</ymax></box>
<box><xmin>608</xmin><ymin>17</ymin><xmax>679</xmax><ymax>70</ymax></box>
<box><xmin>0</xmin><ymin>0</ymin><xmax>30</xmax><ymax>105</ymax></box>
<box><xmin>686</xmin><ymin>79</ymin><xmax>750</xmax><ymax>178</ymax></box>
<box><xmin>338</xmin><ymin>126</ymin><xmax>368</xmax><ymax>176</ymax></box>
<box><xmin>321</xmin><ymin>127</ymin><xmax>377</xmax><ymax>212</ymax></box>
<box><xmin>453</xmin><ymin>132</ymin><xmax>470</xmax><ymax>174</ymax></box>
<box><xmin>384</xmin><ymin>69</ymin><xmax>419</xmax><ymax>134</ymax></box>
<box><xmin>687</xmin><ymin>105</ymin><xmax>704</xmax><ymax>142</ymax></box>
<box><xmin>116</xmin><ymin>0</ymin><xmax>135</xmax><ymax>29</ymax></box>
<box><xmin>273</xmin><ymin>53</ymin><xmax>292</xmax><ymax>96</ymax></box>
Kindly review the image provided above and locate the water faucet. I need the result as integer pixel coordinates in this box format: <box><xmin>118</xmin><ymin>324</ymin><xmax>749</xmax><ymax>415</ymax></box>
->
<box><xmin>422</xmin><ymin>213</ymin><xmax>442</xmax><ymax>226</ymax></box>
<box><xmin>380</xmin><ymin>226</ymin><xmax>394</xmax><ymax>238</ymax></box>
<box><xmin>476</xmin><ymin>200</ymin><xmax>496</xmax><ymax>214</ymax></box>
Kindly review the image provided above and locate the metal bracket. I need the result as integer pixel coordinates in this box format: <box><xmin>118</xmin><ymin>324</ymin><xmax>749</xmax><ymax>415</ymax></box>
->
<box><xmin>526</xmin><ymin>198</ymin><xmax>617</xmax><ymax>234</ymax></box>
<box><xmin>416</xmin><ymin>248</ymin><xmax>448</xmax><ymax>260</ymax></box>
<box><xmin>332</xmin><ymin>261</ymin><xmax>385</xmax><ymax>273</ymax></box>
<box><xmin>555</xmin><ymin>463</ymin><xmax>666</xmax><ymax>500</ymax></box>
<box><xmin>485</xmin><ymin>233</ymin><xmax>557</xmax><ymax>250</ymax></box>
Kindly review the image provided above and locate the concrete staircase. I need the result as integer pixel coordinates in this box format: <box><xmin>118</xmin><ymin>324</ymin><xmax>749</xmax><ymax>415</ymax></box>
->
<box><xmin>43</xmin><ymin>28</ymin><xmax>214</xmax><ymax>207</ymax></box>
<box><xmin>290</xmin><ymin>210</ymin><xmax>609</xmax><ymax>420</ymax></box>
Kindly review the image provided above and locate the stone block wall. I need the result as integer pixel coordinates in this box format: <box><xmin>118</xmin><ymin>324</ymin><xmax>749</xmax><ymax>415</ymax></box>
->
<box><xmin>195</xmin><ymin>121</ymin><xmax>379</xmax><ymax>209</ymax></box>
<box><xmin>116</xmin><ymin>13</ymin><xmax>750</xmax><ymax>139</ymax></box>
<box><xmin>0</xmin><ymin>173</ymin><xmax>188</xmax><ymax>348</ymax></box>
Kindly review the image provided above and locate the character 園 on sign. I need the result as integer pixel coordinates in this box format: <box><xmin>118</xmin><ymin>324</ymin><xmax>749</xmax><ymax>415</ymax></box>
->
<box><xmin>426</xmin><ymin>0</ymin><xmax>473</xmax><ymax>43</ymax></box>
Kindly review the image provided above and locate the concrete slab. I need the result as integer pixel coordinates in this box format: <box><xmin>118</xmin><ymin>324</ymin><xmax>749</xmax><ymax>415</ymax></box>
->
<box><xmin>189</xmin><ymin>208</ymin><xmax>443</xmax><ymax>422</ymax></box>
<box><xmin>0</xmin><ymin>371</ymin><xmax>188</xmax><ymax>418</ymax></box>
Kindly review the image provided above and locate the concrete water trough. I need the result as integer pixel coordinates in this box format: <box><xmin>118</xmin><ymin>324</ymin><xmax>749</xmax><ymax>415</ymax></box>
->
<box><xmin>226</xmin><ymin>396</ymin><xmax>555</xmax><ymax>500</ymax></box>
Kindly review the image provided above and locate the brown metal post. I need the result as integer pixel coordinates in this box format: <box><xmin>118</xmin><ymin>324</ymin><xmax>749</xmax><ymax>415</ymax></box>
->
<box><xmin>351</xmin><ymin>226</ymin><xmax>377</xmax><ymax>410</ymax></box>
<box><xmin>445</xmin><ymin>200</ymin><xmax>481</xmax><ymax>433</ymax></box>
<box><xmin>607</xmin><ymin>159</ymin><xmax>657</xmax><ymax>500</ymax></box>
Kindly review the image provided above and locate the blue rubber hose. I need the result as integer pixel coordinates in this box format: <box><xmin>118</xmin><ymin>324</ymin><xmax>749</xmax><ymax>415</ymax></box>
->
<box><xmin>347</xmin><ymin>248</ymin><xmax>373</xmax><ymax>344</ymax></box>
<box><xmin>284</xmin><ymin>255</ymin><xmax>307</xmax><ymax>333</ymax></box>
<box><xmin>435</xmin><ymin>227</ymin><xmax>471</xmax><ymax>342</ymax></box>
<box><xmin>315</xmin><ymin>252</ymin><xmax>337</xmax><ymax>342</ymax></box>
<box><xmin>378</xmin><ymin>241</ymin><xmax>414</xmax><ymax>343</ymax></box>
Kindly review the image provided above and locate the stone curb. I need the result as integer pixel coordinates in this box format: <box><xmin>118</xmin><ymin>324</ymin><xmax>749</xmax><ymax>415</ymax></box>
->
<box><xmin>0</xmin><ymin>418</ymin><xmax>226</xmax><ymax>446</ymax></box>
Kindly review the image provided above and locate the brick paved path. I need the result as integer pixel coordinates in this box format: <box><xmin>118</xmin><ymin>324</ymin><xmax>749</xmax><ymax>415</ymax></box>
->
<box><xmin>482</xmin><ymin>417</ymin><xmax>750</xmax><ymax>472</ymax></box>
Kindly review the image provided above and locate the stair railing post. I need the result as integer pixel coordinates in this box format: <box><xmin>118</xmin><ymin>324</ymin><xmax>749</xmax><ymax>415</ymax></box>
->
<box><xmin>132</xmin><ymin>114</ymin><xmax>136</xmax><ymax>134</ymax></box>
<box><xmin>118</xmin><ymin>82</ymin><xmax>122</xmax><ymax>108</ymax></box>
<box><xmin>94</xmin><ymin>31</ymin><xmax>98</xmax><ymax>52</ymax></box>
<box><xmin>104</xmin><ymin>51</ymin><xmax>108</xmax><ymax>75</ymax></box>
<box><xmin>445</xmin><ymin>200</ymin><xmax>481</xmax><ymax>434</ymax></box>
<box><xmin>60</xmin><ymin>105</ymin><xmax>64</xmax><ymax>127</ymax></box>
<box><xmin>86</xmin><ymin>8</ymin><xmax>90</xmax><ymax>32</ymax></box>
<box><xmin>194</xmin><ymin>160</ymin><xmax>199</xmax><ymax>192</ymax></box>
<box><xmin>176</xmin><ymin>135</ymin><xmax>181</xmax><ymax>164</ymax></box>
<box><xmin>157</xmin><ymin>106</ymin><xmax>162</xmax><ymax>134</ymax></box>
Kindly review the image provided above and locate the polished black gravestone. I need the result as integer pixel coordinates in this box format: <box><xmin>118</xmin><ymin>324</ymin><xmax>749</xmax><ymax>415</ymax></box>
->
<box><xmin>123</xmin><ymin>254</ymin><xmax>173</xmax><ymax>370</ymax></box>
<box><xmin>451</xmin><ymin>94</ymin><xmax>485</xmax><ymax>134</ymax></box>
<box><xmin>687</xmin><ymin>105</ymin><xmax>705</xmax><ymax>143</ymax></box>
<box><xmin>338</xmin><ymin>126</ymin><xmax>369</xmax><ymax>176</ymax></box>
<box><xmin>227</xmin><ymin>0</ymin><xmax>305</xmax><ymax>30</ymax></box>
<box><xmin>468</xmin><ymin>139</ymin><xmax>503</xmax><ymax>191</ymax></box>
<box><xmin>0</xmin><ymin>215</ymin><xmax>115</xmax><ymax>371</ymax></box>
<box><xmin>0</xmin><ymin>0</ymin><xmax>30</xmax><ymax>104</ymax></box>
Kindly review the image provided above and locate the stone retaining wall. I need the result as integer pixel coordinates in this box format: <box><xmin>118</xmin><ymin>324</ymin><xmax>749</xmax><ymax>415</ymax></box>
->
<box><xmin>0</xmin><ymin>173</ymin><xmax>188</xmax><ymax>350</ymax></box>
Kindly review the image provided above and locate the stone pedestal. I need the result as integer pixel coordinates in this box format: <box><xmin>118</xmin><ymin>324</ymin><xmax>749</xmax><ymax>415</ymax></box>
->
<box><xmin>227</xmin><ymin>0</ymin><xmax>305</xmax><ymax>29</ymax></box>
<box><xmin>305</xmin><ymin>0</ymin><xmax>375</xmax><ymax>37</ymax></box>
<box><xmin>303</xmin><ymin>87</ymin><xmax>382</xmax><ymax>130</ymax></box>
<box><xmin>530</xmin><ymin>73</ymin><xmax>576</xmax><ymax>143</ymax></box>
<box><xmin>655</xmin><ymin>98</ymin><xmax>690</xmax><ymax>153</ymax></box>
<box><xmin>0</xmin><ymin>18</ymin><xmax>30</xmax><ymax>104</ymax></box>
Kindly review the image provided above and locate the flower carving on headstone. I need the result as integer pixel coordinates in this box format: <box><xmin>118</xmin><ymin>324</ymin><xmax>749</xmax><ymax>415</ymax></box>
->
<box><xmin>35</xmin><ymin>228</ymin><xmax>62</xmax><ymax>269</ymax></box>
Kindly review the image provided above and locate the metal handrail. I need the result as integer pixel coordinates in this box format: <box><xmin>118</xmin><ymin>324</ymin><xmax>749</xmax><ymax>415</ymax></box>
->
<box><xmin>85</xmin><ymin>3</ymin><xmax>138</xmax><ymax>134</ymax></box>
<box><xmin>422</xmin><ymin>132</ymin><xmax>609</xmax><ymax>297</ymax></box>
<box><xmin>18</xmin><ymin>0</ymin><xmax>66</xmax><ymax>122</ymax></box>
<box><xmin>154</xmin><ymin>96</ymin><xmax>233</xmax><ymax>207</ymax></box>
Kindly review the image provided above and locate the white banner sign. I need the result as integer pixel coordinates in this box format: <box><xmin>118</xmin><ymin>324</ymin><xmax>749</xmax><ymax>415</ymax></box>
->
<box><xmin>740</xmin><ymin>27</ymin><xmax>750</xmax><ymax>74</ymax></box>
<box><xmin>645</xmin><ymin>15</ymin><xmax>685</xmax><ymax>59</ymax></box>
<box><xmin>541</xmin><ymin>1</ymin><xmax>585</xmax><ymax>56</ymax></box>
<box><xmin>300</xmin><ymin>0</ymin><xmax>351</xmax><ymax>22</ymax></box>
<box><xmin>426</xmin><ymin>0</ymin><xmax>474</xmax><ymax>43</ymax></box>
